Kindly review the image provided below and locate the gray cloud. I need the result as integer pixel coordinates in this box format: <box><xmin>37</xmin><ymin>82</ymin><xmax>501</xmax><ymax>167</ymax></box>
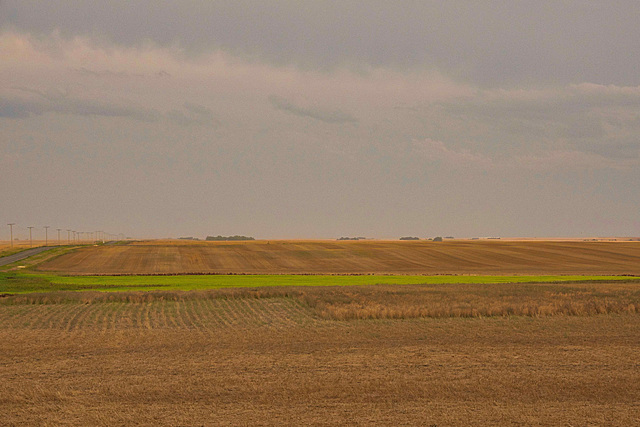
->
<box><xmin>427</xmin><ymin>84</ymin><xmax>640</xmax><ymax>160</ymax></box>
<box><xmin>183</xmin><ymin>102</ymin><xmax>212</xmax><ymax>117</ymax></box>
<box><xmin>0</xmin><ymin>97</ymin><xmax>44</xmax><ymax>118</ymax></box>
<box><xmin>73</xmin><ymin>67</ymin><xmax>145</xmax><ymax>78</ymax></box>
<box><xmin>166</xmin><ymin>102</ymin><xmax>216</xmax><ymax>126</ymax></box>
<box><xmin>3</xmin><ymin>1</ymin><xmax>640</xmax><ymax>86</ymax></box>
<box><xmin>3</xmin><ymin>87</ymin><xmax>215</xmax><ymax>125</ymax></box>
<box><xmin>12</xmin><ymin>86</ymin><xmax>70</xmax><ymax>102</ymax></box>
<box><xmin>2</xmin><ymin>4</ymin><xmax>640</xmax><ymax>238</ymax></box>
<box><xmin>72</xmin><ymin>67</ymin><xmax>171</xmax><ymax>79</ymax></box>
<box><xmin>269</xmin><ymin>95</ymin><xmax>357</xmax><ymax>124</ymax></box>
<box><xmin>0</xmin><ymin>95</ymin><xmax>159</xmax><ymax>121</ymax></box>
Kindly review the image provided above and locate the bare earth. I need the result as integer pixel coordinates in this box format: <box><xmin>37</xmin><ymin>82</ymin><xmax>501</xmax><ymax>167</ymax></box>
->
<box><xmin>5</xmin><ymin>240</ymin><xmax>640</xmax><ymax>425</ymax></box>
<box><xmin>1</xmin><ymin>295</ymin><xmax>639</xmax><ymax>426</ymax></box>
<box><xmin>37</xmin><ymin>239</ymin><xmax>640</xmax><ymax>275</ymax></box>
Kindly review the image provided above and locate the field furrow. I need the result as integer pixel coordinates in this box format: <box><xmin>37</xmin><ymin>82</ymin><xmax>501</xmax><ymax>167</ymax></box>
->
<box><xmin>35</xmin><ymin>240</ymin><xmax>640</xmax><ymax>275</ymax></box>
<box><xmin>34</xmin><ymin>304</ymin><xmax>68</xmax><ymax>329</ymax></box>
<box><xmin>176</xmin><ymin>300</ymin><xmax>194</xmax><ymax>329</ymax></box>
<box><xmin>205</xmin><ymin>297</ymin><xmax>230</xmax><ymax>328</ymax></box>
<box><xmin>0</xmin><ymin>305</ymin><xmax>30</xmax><ymax>328</ymax></box>
<box><xmin>66</xmin><ymin>303</ymin><xmax>93</xmax><ymax>332</ymax></box>
<box><xmin>188</xmin><ymin>297</ymin><xmax>209</xmax><ymax>329</ymax></box>
<box><xmin>186</xmin><ymin>300</ymin><xmax>205</xmax><ymax>330</ymax></box>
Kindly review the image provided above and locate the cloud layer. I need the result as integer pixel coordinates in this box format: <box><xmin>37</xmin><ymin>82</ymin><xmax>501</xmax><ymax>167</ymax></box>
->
<box><xmin>1</xmin><ymin>3</ymin><xmax>639</xmax><ymax>238</ymax></box>
<box><xmin>269</xmin><ymin>95</ymin><xmax>357</xmax><ymax>124</ymax></box>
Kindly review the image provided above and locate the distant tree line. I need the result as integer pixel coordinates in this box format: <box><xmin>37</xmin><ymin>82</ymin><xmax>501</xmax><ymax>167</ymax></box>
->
<box><xmin>337</xmin><ymin>237</ymin><xmax>367</xmax><ymax>241</ymax></box>
<box><xmin>399</xmin><ymin>236</ymin><xmax>445</xmax><ymax>241</ymax></box>
<box><xmin>179</xmin><ymin>237</ymin><xmax>200</xmax><ymax>240</ymax></box>
<box><xmin>206</xmin><ymin>235</ymin><xmax>255</xmax><ymax>241</ymax></box>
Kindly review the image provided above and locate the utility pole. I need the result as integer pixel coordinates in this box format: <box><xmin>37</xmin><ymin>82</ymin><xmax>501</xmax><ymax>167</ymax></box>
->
<box><xmin>57</xmin><ymin>228</ymin><xmax>61</xmax><ymax>245</ymax></box>
<box><xmin>27</xmin><ymin>226</ymin><xmax>34</xmax><ymax>248</ymax></box>
<box><xmin>44</xmin><ymin>226</ymin><xmax>50</xmax><ymax>246</ymax></box>
<box><xmin>7</xmin><ymin>223</ymin><xmax>15</xmax><ymax>248</ymax></box>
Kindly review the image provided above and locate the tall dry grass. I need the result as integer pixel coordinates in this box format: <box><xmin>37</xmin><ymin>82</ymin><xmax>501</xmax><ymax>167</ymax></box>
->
<box><xmin>300</xmin><ymin>283</ymin><xmax>640</xmax><ymax>320</ymax></box>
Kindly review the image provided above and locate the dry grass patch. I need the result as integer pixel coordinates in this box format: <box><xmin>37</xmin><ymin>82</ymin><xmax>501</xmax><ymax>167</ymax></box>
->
<box><xmin>302</xmin><ymin>282</ymin><xmax>640</xmax><ymax>320</ymax></box>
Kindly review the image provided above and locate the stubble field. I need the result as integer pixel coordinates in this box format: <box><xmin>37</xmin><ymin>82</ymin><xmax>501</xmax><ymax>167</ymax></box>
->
<box><xmin>1</xmin><ymin>285</ymin><xmax>640</xmax><ymax>425</ymax></box>
<box><xmin>36</xmin><ymin>239</ymin><xmax>640</xmax><ymax>275</ymax></box>
<box><xmin>2</xmin><ymin>240</ymin><xmax>640</xmax><ymax>425</ymax></box>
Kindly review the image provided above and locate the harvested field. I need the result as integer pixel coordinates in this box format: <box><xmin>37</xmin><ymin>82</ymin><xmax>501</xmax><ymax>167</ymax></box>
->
<box><xmin>3</xmin><ymin>281</ymin><xmax>639</xmax><ymax>322</ymax></box>
<box><xmin>37</xmin><ymin>239</ymin><xmax>640</xmax><ymax>275</ymax></box>
<box><xmin>1</xmin><ymin>285</ymin><xmax>639</xmax><ymax>425</ymax></box>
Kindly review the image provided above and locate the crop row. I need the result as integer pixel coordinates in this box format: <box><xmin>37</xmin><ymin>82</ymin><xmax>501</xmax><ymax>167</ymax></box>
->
<box><xmin>0</xmin><ymin>297</ymin><xmax>319</xmax><ymax>331</ymax></box>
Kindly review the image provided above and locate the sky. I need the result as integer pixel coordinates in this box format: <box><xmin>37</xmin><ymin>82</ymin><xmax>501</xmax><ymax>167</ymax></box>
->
<box><xmin>1</xmin><ymin>1</ymin><xmax>639</xmax><ymax>239</ymax></box>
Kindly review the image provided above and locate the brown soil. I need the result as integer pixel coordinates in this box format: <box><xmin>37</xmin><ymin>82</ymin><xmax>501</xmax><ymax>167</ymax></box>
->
<box><xmin>37</xmin><ymin>239</ymin><xmax>640</xmax><ymax>275</ymax></box>
<box><xmin>1</xmin><ymin>290</ymin><xmax>639</xmax><ymax>426</ymax></box>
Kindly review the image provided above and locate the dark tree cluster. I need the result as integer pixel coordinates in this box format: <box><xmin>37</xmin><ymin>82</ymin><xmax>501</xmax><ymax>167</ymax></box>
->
<box><xmin>206</xmin><ymin>235</ymin><xmax>255</xmax><ymax>241</ymax></box>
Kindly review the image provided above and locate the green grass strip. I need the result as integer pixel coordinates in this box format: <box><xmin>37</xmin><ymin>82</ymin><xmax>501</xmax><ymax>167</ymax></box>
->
<box><xmin>1</xmin><ymin>273</ymin><xmax>639</xmax><ymax>294</ymax></box>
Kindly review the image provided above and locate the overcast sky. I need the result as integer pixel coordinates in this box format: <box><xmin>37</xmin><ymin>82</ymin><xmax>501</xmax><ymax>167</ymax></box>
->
<box><xmin>1</xmin><ymin>1</ymin><xmax>639</xmax><ymax>239</ymax></box>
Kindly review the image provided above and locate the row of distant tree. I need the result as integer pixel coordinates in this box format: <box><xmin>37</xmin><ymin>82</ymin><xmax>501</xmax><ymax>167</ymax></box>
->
<box><xmin>400</xmin><ymin>236</ymin><xmax>450</xmax><ymax>241</ymax></box>
<box><xmin>206</xmin><ymin>235</ymin><xmax>255</xmax><ymax>241</ymax></box>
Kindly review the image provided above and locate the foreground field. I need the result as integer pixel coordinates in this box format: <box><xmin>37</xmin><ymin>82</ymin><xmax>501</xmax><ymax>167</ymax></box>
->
<box><xmin>4</xmin><ymin>243</ymin><xmax>640</xmax><ymax>425</ymax></box>
<box><xmin>37</xmin><ymin>240</ymin><xmax>640</xmax><ymax>275</ymax></box>
<box><xmin>1</xmin><ymin>285</ymin><xmax>639</xmax><ymax>425</ymax></box>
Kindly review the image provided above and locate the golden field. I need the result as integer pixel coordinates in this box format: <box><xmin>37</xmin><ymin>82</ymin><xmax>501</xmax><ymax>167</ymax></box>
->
<box><xmin>4</xmin><ymin>240</ymin><xmax>640</xmax><ymax>425</ymax></box>
<box><xmin>1</xmin><ymin>285</ymin><xmax>639</xmax><ymax>426</ymax></box>
<box><xmin>37</xmin><ymin>239</ymin><xmax>640</xmax><ymax>275</ymax></box>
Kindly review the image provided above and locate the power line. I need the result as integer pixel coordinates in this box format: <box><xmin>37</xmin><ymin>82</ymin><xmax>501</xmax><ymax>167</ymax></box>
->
<box><xmin>27</xmin><ymin>226</ymin><xmax>34</xmax><ymax>248</ymax></box>
<box><xmin>7</xmin><ymin>223</ymin><xmax>15</xmax><ymax>248</ymax></box>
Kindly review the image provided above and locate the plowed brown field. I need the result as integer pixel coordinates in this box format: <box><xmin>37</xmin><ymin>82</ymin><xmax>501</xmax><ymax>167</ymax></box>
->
<box><xmin>37</xmin><ymin>239</ymin><xmax>640</xmax><ymax>275</ymax></box>
<box><xmin>1</xmin><ymin>290</ymin><xmax>639</xmax><ymax>426</ymax></box>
